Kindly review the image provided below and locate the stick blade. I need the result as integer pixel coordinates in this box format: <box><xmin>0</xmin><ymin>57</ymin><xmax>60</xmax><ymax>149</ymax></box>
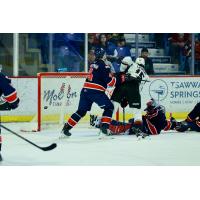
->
<box><xmin>41</xmin><ymin>143</ymin><xmax>57</xmax><ymax>151</ymax></box>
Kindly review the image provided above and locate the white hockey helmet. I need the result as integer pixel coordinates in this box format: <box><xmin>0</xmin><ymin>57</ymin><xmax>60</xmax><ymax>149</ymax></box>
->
<box><xmin>121</xmin><ymin>56</ymin><xmax>133</xmax><ymax>66</ymax></box>
<box><xmin>135</xmin><ymin>57</ymin><xmax>145</xmax><ymax>67</ymax></box>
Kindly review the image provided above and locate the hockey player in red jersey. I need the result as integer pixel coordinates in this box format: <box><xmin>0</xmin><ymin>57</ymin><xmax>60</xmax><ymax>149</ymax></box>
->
<box><xmin>0</xmin><ymin>70</ymin><xmax>20</xmax><ymax>161</ymax></box>
<box><xmin>61</xmin><ymin>48</ymin><xmax>116</xmax><ymax>137</ymax></box>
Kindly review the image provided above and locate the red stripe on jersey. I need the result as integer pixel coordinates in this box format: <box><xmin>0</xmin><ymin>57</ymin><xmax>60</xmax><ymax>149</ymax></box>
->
<box><xmin>107</xmin><ymin>77</ymin><xmax>116</xmax><ymax>87</ymax></box>
<box><xmin>67</xmin><ymin>117</ymin><xmax>77</xmax><ymax>127</ymax></box>
<box><xmin>146</xmin><ymin>119</ymin><xmax>158</xmax><ymax>135</ymax></box>
<box><xmin>109</xmin><ymin>123</ymin><xmax>131</xmax><ymax>135</ymax></box>
<box><xmin>83</xmin><ymin>82</ymin><xmax>106</xmax><ymax>92</ymax></box>
<box><xmin>147</xmin><ymin>110</ymin><xmax>158</xmax><ymax>119</ymax></box>
<box><xmin>164</xmin><ymin>120</ymin><xmax>172</xmax><ymax>131</ymax></box>
<box><xmin>196</xmin><ymin>120</ymin><xmax>200</xmax><ymax>127</ymax></box>
<box><xmin>186</xmin><ymin>115</ymin><xmax>193</xmax><ymax>122</ymax></box>
<box><xmin>4</xmin><ymin>91</ymin><xmax>17</xmax><ymax>103</ymax></box>
<box><xmin>101</xmin><ymin>116</ymin><xmax>111</xmax><ymax>124</ymax></box>
<box><xmin>0</xmin><ymin>135</ymin><xmax>2</xmax><ymax>143</ymax></box>
<box><xmin>109</xmin><ymin>124</ymin><xmax>119</xmax><ymax>134</ymax></box>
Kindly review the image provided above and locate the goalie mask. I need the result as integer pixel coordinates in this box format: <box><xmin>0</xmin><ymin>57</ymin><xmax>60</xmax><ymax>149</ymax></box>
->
<box><xmin>144</xmin><ymin>99</ymin><xmax>165</xmax><ymax>114</ymax></box>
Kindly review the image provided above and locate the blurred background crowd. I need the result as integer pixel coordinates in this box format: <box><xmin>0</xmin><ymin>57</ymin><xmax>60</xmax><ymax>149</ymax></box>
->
<box><xmin>0</xmin><ymin>33</ymin><xmax>200</xmax><ymax>76</ymax></box>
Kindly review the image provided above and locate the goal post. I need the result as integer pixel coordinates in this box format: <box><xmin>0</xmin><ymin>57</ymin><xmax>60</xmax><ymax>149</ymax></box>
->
<box><xmin>37</xmin><ymin>72</ymin><xmax>90</xmax><ymax>131</ymax></box>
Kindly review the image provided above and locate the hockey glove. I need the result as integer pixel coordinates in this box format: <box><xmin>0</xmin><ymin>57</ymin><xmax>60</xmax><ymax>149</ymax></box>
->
<box><xmin>175</xmin><ymin>121</ymin><xmax>189</xmax><ymax>132</ymax></box>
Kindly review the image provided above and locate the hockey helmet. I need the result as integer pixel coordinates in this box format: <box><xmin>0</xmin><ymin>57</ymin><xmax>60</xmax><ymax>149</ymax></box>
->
<box><xmin>144</xmin><ymin>98</ymin><xmax>158</xmax><ymax>113</ymax></box>
<box><xmin>121</xmin><ymin>56</ymin><xmax>133</xmax><ymax>67</ymax></box>
<box><xmin>135</xmin><ymin>57</ymin><xmax>145</xmax><ymax>67</ymax></box>
<box><xmin>94</xmin><ymin>48</ymin><xmax>106</xmax><ymax>59</ymax></box>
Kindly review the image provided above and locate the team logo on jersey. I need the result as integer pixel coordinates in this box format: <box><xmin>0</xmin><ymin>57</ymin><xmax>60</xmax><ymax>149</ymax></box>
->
<box><xmin>149</xmin><ymin>79</ymin><xmax>168</xmax><ymax>101</ymax></box>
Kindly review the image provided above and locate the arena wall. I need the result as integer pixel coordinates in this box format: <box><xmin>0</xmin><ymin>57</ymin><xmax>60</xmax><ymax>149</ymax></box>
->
<box><xmin>1</xmin><ymin>76</ymin><xmax>200</xmax><ymax>122</ymax></box>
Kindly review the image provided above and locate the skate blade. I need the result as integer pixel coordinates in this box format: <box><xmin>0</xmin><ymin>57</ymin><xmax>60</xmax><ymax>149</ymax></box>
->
<box><xmin>59</xmin><ymin>134</ymin><xmax>71</xmax><ymax>139</ymax></box>
<box><xmin>98</xmin><ymin>133</ymin><xmax>114</xmax><ymax>140</ymax></box>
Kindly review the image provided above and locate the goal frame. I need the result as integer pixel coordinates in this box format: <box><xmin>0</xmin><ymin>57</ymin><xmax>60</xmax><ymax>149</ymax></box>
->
<box><xmin>37</xmin><ymin>72</ymin><xmax>90</xmax><ymax>131</ymax></box>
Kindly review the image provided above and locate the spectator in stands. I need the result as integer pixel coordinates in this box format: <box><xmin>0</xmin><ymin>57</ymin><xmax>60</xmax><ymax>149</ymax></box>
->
<box><xmin>95</xmin><ymin>33</ymin><xmax>118</xmax><ymax>63</ymax></box>
<box><xmin>115</xmin><ymin>36</ymin><xmax>131</xmax><ymax>58</ymax></box>
<box><xmin>88</xmin><ymin>48</ymin><xmax>95</xmax><ymax>70</ymax></box>
<box><xmin>168</xmin><ymin>33</ymin><xmax>190</xmax><ymax>71</ymax></box>
<box><xmin>105</xmin><ymin>34</ymin><xmax>117</xmax><ymax>62</ymax></box>
<box><xmin>140</xmin><ymin>47</ymin><xmax>154</xmax><ymax>75</ymax></box>
<box><xmin>112</xmin><ymin>36</ymin><xmax>131</xmax><ymax>72</ymax></box>
<box><xmin>97</xmin><ymin>33</ymin><xmax>107</xmax><ymax>50</ymax></box>
<box><xmin>182</xmin><ymin>34</ymin><xmax>192</xmax><ymax>74</ymax></box>
<box><xmin>181</xmin><ymin>34</ymin><xmax>200</xmax><ymax>74</ymax></box>
<box><xmin>195</xmin><ymin>36</ymin><xmax>200</xmax><ymax>74</ymax></box>
<box><xmin>88</xmin><ymin>34</ymin><xmax>96</xmax><ymax>50</ymax></box>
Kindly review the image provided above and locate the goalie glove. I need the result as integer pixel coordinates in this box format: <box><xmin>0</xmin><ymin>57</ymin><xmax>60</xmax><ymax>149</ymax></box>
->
<box><xmin>175</xmin><ymin>121</ymin><xmax>189</xmax><ymax>132</ymax></box>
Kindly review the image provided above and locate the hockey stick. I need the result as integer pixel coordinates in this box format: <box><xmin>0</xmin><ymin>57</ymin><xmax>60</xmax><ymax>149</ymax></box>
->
<box><xmin>123</xmin><ymin>107</ymin><xmax>126</xmax><ymax>132</ymax></box>
<box><xmin>0</xmin><ymin>124</ymin><xmax>57</xmax><ymax>151</ymax></box>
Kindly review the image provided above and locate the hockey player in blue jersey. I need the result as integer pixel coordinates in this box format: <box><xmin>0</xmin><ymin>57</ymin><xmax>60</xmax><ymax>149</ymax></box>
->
<box><xmin>173</xmin><ymin>102</ymin><xmax>200</xmax><ymax>132</ymax></box>
<box><xmin>90</xmin><ymin>99</ymin><xmax>175</xmax><ymax>137</ymax></box>
<box><xmin>0</xmin><ymin>70</ymin><xmax>20</xmax><ymax>161</ymax></box>
<box><xmin>61</xmin><ymin>48</ymin><xmax>116</xmax><ymax>137</ymax></box>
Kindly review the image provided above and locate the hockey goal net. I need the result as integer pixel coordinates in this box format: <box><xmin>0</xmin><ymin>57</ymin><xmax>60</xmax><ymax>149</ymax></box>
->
<box><xmin>21</xmin><ymin>72</ymin><xmax>118</xmax><ymax>132</ymax></box>
<box><xmin>37</xmin><ymin>72</ymin><xmax>94</xmax><ymax>131</ymax></box>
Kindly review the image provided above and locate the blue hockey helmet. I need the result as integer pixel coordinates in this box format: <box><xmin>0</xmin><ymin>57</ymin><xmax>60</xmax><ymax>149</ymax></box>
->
<box><xmin>94</xmin><ymin>48</ymin><xmax>106</xmax><ymax>59</ymax></box>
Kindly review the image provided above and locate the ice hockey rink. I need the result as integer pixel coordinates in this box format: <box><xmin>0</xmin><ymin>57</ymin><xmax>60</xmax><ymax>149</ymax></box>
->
<box><xmin>1</xmin><ymin>122</ymin><xmax>200</xmax><ymax>166</ymax></box>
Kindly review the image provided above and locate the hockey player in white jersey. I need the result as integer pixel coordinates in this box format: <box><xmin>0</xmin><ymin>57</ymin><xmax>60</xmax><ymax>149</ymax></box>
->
<box><xmin>111</xmin><ymin>56</ymin><xmax>149</xmax><ymax>136</ymax></box>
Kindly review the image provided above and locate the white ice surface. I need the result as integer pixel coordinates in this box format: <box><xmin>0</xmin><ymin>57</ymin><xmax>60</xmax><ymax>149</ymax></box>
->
<box><xmin>1</xmin><ymin>123</ymin><xmax>200</xmax><ymax>166</ymax></box>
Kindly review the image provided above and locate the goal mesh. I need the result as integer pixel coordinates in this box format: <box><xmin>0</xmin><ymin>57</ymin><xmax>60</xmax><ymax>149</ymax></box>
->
<box><xmin>37</xmin><ymin>72</ymin><xmax>91</xmax><ymax>131</ymax></box>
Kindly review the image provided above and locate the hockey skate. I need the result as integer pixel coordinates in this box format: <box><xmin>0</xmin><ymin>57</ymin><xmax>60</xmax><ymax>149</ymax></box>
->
<box><xmin>130</xmin><ymin>122</ymin><xmax>148</xmax><ymax>139</ymax></box>
<box><xmin>60</xmin><ymin>123</ymin><xmax>72</xmax><ymax>139</ymax></box>
<box><xmin>90</xmin><ymin>114</ymin><xmax>100</xmax><ymax>128</ymax></box>
<box><xmin>98</xmin><ymin>125</ymin><xmax>113</xmax><ymax>139</ymax></box>
<box><xmin>0</xmin><ymin>153</ymin><xmax>2</xmax><ymax>162</ymax></box>
<box><xmin>133</xmin><ymin>127</ymin><xmax>148</xmax><ymax>139</ymax></box>
<box><xmin>170</xmin><ymin>117</ymin><xmax>178</xmax><ymax>130</ymax></box>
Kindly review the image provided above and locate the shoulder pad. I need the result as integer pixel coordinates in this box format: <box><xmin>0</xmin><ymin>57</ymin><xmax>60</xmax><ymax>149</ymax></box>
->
<box><xmin>91</xmin><ymin>64</ymin><xmax>99</xmax><ymax>69</ymax></box>
<box><xmin>105</xmin><ymin>65</ymin><xmax>110</xmax><ymax>69</ymax></box>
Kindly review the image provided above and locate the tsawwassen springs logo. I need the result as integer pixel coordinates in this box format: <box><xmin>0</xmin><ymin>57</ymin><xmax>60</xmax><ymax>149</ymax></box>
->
<box><xmin>149</xmin><ymin>79</ymin><xmax>168</xmax><ymax>101</ymax></box>
<box><xmin>43</xmin><ymin>83</ymin><xmax>77</xmax><ymax>106</ymax></box>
